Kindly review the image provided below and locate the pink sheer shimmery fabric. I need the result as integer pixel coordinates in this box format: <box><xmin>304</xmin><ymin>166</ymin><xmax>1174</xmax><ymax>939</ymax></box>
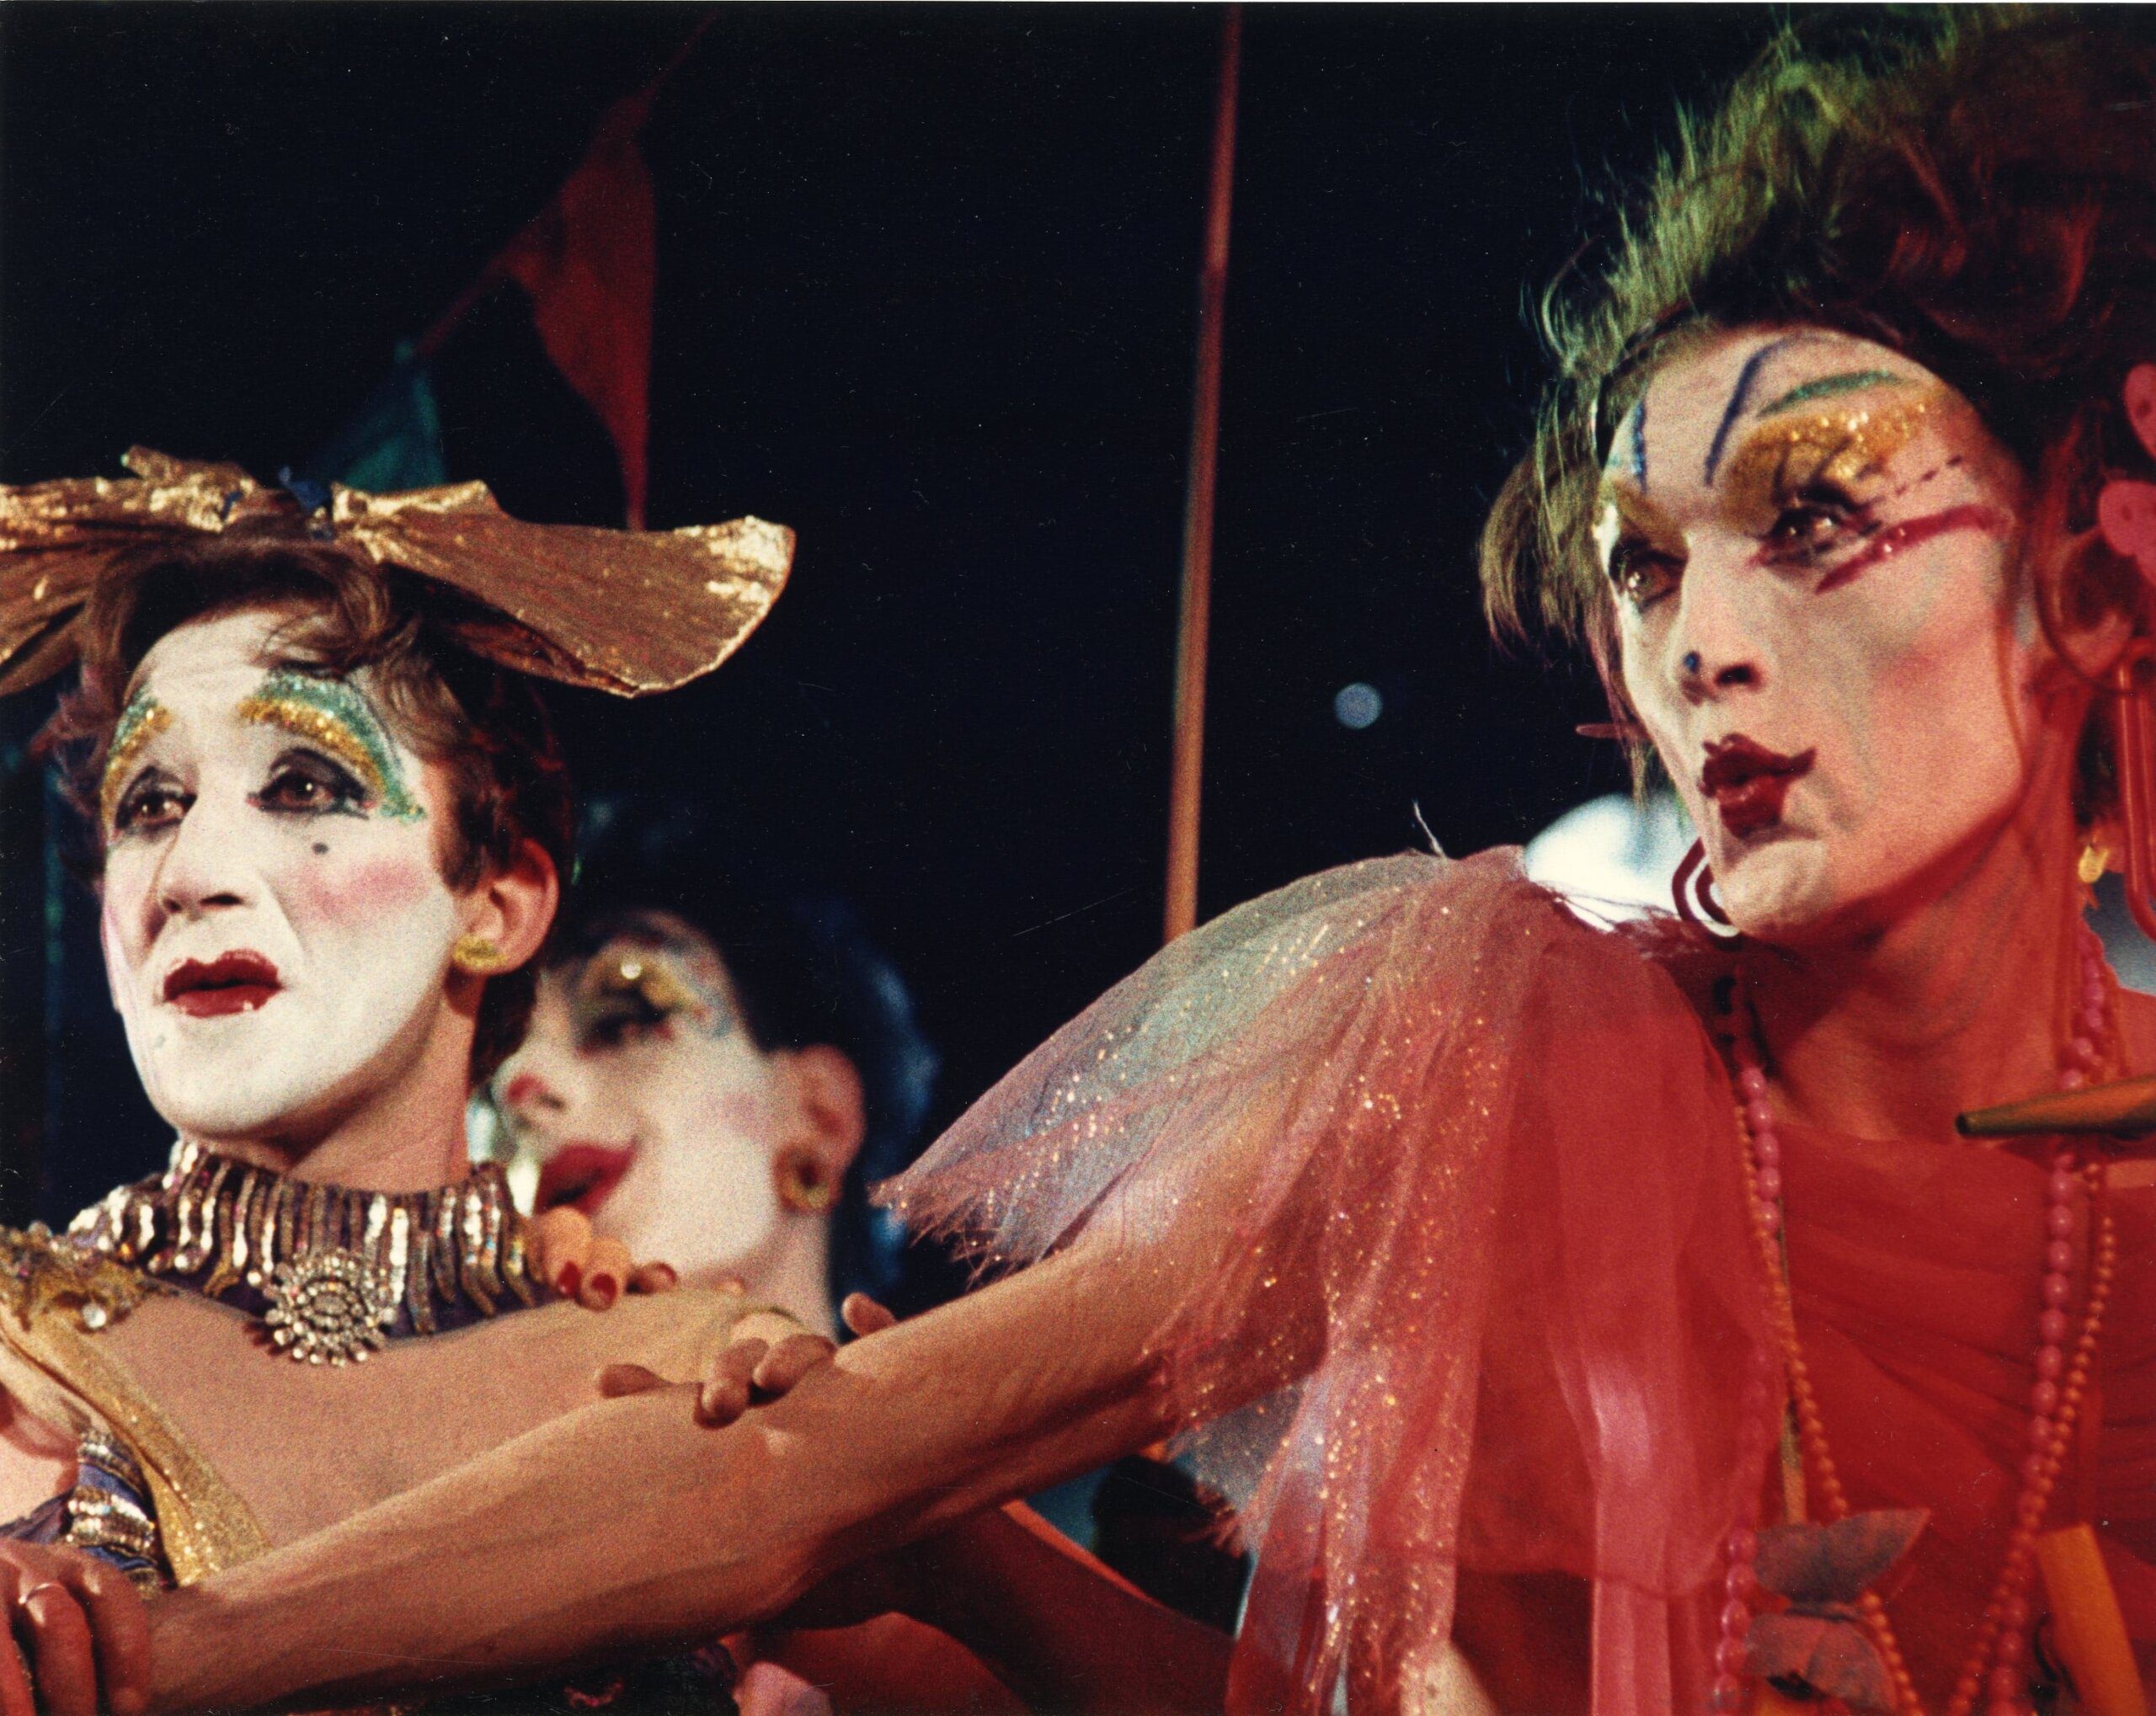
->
<box><xmin>883</xmin><ymin>850</ymin><xmax>1778</xmax><ymax>1713</ymax></box>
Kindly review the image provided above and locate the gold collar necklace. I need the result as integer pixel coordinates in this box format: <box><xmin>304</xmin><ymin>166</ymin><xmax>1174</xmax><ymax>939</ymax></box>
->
<box><xmin>67</xmin><ymin>1141</ymin><xmax>545</xmax><ymax>1364</ymax></box>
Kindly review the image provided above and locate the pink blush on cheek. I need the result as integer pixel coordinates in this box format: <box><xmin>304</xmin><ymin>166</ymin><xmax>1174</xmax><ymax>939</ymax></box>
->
<box><xmin>706</xmin><ymin>1090</ymin><xmax>765</xmax><ymax>1135</ymax></box>
<box><xmin>294</xmin><ymin>850</ymin><xmax>440</xmax><ymax>926</ymax></box>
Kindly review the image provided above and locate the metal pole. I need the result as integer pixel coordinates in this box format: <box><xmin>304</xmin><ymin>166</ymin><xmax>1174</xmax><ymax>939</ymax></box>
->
<box><xmin>1163</xmin><ymin>4</ymin><xmax>1241</xmax><ymax>945</ymax></box>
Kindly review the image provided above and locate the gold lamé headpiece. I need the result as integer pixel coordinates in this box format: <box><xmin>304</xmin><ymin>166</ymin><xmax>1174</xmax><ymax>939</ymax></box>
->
<box><xmin>0</xmin><ymin>448</ymin><xmax>794</xmax><ymax>699</ymax></box>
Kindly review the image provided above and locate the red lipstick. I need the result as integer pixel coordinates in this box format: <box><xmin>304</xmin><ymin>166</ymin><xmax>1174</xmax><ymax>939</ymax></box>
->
<box><xmin>1700</xmin><ymin>736</ymin><xmax>1815</xmax><ymax>839</ymax></box>
<box><xmin>536</xmin><ymin>1143</ymin><xmax>638</xmax><ymax>1218</ymax></box>
<box><xmin>163</xmin><ymin>951</ymin><xmax>282</xmax><ymax>1018</ymax></box>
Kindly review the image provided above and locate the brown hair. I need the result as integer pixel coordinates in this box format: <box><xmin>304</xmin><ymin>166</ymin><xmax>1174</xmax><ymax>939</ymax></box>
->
<box><xmin>40</xmin><ymin>518</ymin><xmax>575</xmax><ymax>1082</ymax></box>
<box><xmin>1480</xmin><ymin>10</ymin><xmax>2156</xmax><ymax>792</ymax></box>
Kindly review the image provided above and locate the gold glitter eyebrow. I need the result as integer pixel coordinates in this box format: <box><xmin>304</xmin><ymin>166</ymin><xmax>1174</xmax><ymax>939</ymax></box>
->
<box><xmin>1595</xmin><ymin>477</ymin><xmax>1680</xmax><ymax>539</ymax></box>
<box><xmin>235</xmin><ymin>669</ymin><xmax>424</xmax><ymax>823</ymax></box>
<box><xmin>584</xmin><ymin>952</ymin><xmax>707</xmax><ymax>1019</ymax></box>
<box><xmin>99</xmin><ymin>690</ymin><xmax>174</xmax><ymax>830</ymax></box>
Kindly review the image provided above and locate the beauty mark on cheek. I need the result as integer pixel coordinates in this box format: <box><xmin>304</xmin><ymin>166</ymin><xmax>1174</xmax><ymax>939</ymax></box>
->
<box><xmin>235</xmin><ymin>669</ymin><xmax>425</xmax><ymax>823</ymax></box>
<box><xmin>99</xmin><ymin>691</ymin><xmax>173</xmax><ymax>830</ymax></box>
<box><xmin>1812</xmin><ymin>504</ymin><xmax>2014</xmax><ymax>595</ymax></box>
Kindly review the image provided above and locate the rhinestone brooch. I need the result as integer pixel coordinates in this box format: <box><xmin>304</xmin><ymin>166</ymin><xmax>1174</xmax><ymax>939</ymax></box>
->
<box><xmin>263</xmin><ymin>1250</ymin><xmax>397</xmax><ymax>1365</ymax></box>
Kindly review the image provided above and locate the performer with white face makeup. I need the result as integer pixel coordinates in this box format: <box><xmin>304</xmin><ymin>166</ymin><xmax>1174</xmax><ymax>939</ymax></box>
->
<box><xmin>13</xmin><ymin>14</ymin><xmax>2156</xmax><ymax>1716</ymax></box>
<box><xmin>496</xmin><ymin>868</ymin><xmax>1054</xmax><ymax>1716</ymax></box>
<box><xmin>510</xmin><ymin>919</ymin><xmax>814</xmax><ymax>1276</ymax></box>
<box><xmin>104</xmin><ymin>614</ymin><xmax>479</xmax><ymax>1166</ymax></box>
<box><xmin>0</xmin><ymin>451</ymin><xmax>845</xmax><ymax>1703</ymax></box>
<box><xmin>495</xmin><ymin>894</ymin><xmax>915</xmax><ymax>1337</ymax></box>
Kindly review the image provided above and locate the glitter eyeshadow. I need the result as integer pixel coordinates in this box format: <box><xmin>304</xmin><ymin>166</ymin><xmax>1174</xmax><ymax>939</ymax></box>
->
<box><xmin>582</xmin><ymin>931</ymin><xmax>741</xmax><ymax>1039</ymax></box>
<box><xmin>1719</xmin><ymin>389</ymin><xmax>1943</xmax><ymax>528</ymax></box>
<box><xmin>99</xmin><ymin>691</ymin><xmax>173</xmax><ymax>830</ymax></box>
<box><xmin>580</xmin><ymin>946</ymin><xmax>731</xmax><ymax>1037</ymax></box>
<box><xmin>235</xmin><ymin>669</ymin><xmax>424</xmax><ymax>823</ymax></box>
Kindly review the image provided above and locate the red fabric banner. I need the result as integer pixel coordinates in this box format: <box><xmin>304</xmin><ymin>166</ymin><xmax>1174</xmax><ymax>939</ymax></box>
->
<box><xmin>499</xmin><ymin>89</ymin><xmax>657</xmax><ymax>529</ymax></box>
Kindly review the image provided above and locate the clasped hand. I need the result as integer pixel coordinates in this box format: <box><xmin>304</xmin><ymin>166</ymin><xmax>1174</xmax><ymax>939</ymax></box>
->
<box><xmin>0</xmin><ymin>1215</ymin><xmax>851</xmax><ymax>1715</ymax></box>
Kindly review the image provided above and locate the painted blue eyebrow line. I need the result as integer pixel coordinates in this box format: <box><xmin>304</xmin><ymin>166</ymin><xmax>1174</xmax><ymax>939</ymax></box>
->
<box><xmin>1755</xmin><ymin>369</ymin><xmax>1909</xmax><ymax>416</ymax></box>
<box><xmin>1629</xmin><ymin>398</ymin><xmax>1648</xmax><ymax>488</ymax></box>
<box><xmin>1702</xmin><ymin>335</ymin><xmax>1803</xmax><ymax>482</ymax></box>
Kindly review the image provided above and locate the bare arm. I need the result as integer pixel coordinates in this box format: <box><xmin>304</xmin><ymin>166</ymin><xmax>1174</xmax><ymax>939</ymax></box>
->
<box><xmin>746</xmin><ymin>1503</ymin><xmax>1230</xmax><ymax>1716</ymax></box>
<box><xmin>899</xmin><ymin>1504</ymin><xmax>1234</xmax><ymax>1714</ymax></box>
<box><xmin>141</xmin><ymin>1095</ymin><xmax>1303</xmax><ymax>1713</ymax></box>
<box><xmin>143</xmin><ymin>1240</ymin><xmax>1205</xmax><ymax>1712</ymax></box>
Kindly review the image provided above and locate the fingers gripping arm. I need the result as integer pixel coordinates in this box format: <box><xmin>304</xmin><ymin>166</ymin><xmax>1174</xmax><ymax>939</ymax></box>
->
<box><xmin>144</xmin><ymin>1240</ymin><xmax>1192</xmax><ymax>1712</ymax></box>
<box><xmin>146</xmin><ymin>1095</ymin><xmax>1305</xmax><ymax>1711</ymax></box>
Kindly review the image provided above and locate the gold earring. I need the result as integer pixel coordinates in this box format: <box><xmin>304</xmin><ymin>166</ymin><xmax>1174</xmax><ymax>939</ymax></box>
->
<box><xmin>452</xmin><ymin>934</ymin><xmax>507</xmax><ymax>974</ymax></box>
<box><xmin>776</xmin><ymin>1148</ymin><xmax>836</xmax><ymax>1214</ymax></box>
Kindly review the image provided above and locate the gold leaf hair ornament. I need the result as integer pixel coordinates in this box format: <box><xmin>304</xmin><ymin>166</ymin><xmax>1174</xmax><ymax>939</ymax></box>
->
<box><xmin>0</xmin><ymin>447</ymin><xmax>794</xmax><ymax>700</ymax></box>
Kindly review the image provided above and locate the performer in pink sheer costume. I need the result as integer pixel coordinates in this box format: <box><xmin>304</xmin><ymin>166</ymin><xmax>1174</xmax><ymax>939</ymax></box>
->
<box><xmin>887</xmin><ymin>19</ymin><xmax>2156</xmax><ymax>1704</ymax></box>
<box><xmin>10</xmin><ymin>13</ymin><xmax>2156</xmax><ymax>1714</ymax></box>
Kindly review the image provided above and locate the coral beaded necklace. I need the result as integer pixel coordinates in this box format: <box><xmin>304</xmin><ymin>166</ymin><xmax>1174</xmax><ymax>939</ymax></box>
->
<box><xmin>1710</xmin><ymin>924</ymin><xmax>2120</xmax><ymax>1716</ymax></box>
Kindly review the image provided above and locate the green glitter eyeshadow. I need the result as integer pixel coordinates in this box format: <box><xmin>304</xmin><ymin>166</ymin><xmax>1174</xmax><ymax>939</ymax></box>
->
<box><xmin>236</xmin><ymin>669</ymin><xmax>424</xmax><ymax>823</ymax></box>
<box><xmin>100</xmin><ymin>690</ymin><xmax>173</xmax><ymax>830</ymax></box>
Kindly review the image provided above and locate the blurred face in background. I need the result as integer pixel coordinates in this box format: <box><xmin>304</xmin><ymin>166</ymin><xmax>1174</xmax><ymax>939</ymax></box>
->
<box><xmin>492</xmin><ymin>912</ymin><xmax>862</xmax><ymax>1288</ymax></box>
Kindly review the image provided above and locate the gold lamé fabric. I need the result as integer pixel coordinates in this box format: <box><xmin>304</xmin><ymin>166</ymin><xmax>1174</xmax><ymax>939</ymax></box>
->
<box><xmin>883</xmin><ymin>850</ymin><xmax>1775</xmax><ymax>1714</ymax></box>
<box><xmin>0</xmin><ymin>1230</ymin><xmax>266</xmax><ymax>1582</ymax></box>
<box><xmin>0</xmin><ymin>447</ymin><xmax>793</xmax><ymax>699</ymax></box>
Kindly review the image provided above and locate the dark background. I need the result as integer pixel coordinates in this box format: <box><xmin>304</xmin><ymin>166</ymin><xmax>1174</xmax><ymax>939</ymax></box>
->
<box><xmin>0</xmin><ymin>3</ymin><xmax>1778</xmax><ymax>1222</ymax></box>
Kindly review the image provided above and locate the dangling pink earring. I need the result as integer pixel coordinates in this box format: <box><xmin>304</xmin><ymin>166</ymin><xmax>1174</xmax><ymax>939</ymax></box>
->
<box><xmin>1673</xmin><ymin>839</ymin><xmax>1741</xmax><ymax>941</ymax></box>
<box><xmin>2100</xmin><ymin>365</ymin><xmax>2156</xmax><ymax>941</ymax></box>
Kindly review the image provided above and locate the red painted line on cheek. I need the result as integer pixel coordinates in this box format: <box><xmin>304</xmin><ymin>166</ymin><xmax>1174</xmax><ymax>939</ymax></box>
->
<box><xmin>1813</xmin><ymin>504</ymin><xmax>2012</xmax><ymax>594</ymax></box>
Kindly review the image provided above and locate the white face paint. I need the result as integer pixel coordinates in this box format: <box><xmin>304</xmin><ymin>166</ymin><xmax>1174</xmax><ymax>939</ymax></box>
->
<box><xmin>99</xmin><ymin>609</ymin><xmax>464</xmax><ymax>1141</ymax></box>
<box><xmin>1604</xmin><ymin>328</ymin><xmax>2043</xmax><ymax>941</ymax></box>
<box><xmin>492</xmin><ymin>916</ymin><xmax>796</xmax><ymax>1280</ymax></box>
